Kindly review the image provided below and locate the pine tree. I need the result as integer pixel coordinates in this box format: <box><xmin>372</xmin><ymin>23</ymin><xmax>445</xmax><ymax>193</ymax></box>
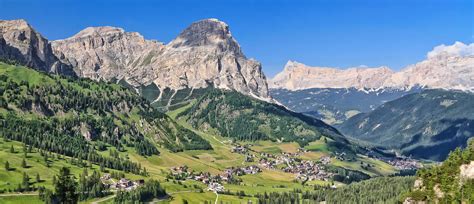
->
<box><xmin>4</xmin><ymin>161</ymin><xmax>9</xmax><ymax>171</ymax></box>
<box><xmin>22</xmin><ymin>172</ymin><xmax>30</xmax><ymax>191</ymax></box>
<box><xmin>36</xmin><ymin>173</ymin><xmax>41</xmax><ymax>183</ymax></box>
<box><xmin>55</xmin><ymin>167</ymin><xmax>78</xmax><ymax>204</ymax></box>
<box><xmin>21</xmin><ymin>158</ymin><xmax>27</xmax><ymax>168</ymax></box>
<box><xmin>10</xmin><ymin>145</ymin><xmax>14</xmax><ymax>153</ymax></box>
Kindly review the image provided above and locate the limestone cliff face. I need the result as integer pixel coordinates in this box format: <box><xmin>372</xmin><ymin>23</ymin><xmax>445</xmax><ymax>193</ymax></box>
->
<box><xmin>270</xmin><ymin>61</ymin><xmax>393</xmax><ymax>90</ymax></box>
<box><xmin>51</xmin><ymin>26</ymin><xmax>163</xmax><ymax>84</ymax></box>
<box><xmin>52</xmin><ymin>19</ymin><xmax>269</xmax><ymax>99</ymax></box>
<box><xmin>0</xmin><ymin>19</ymin><xmax>75</xmax><ymax>76</ymax></box>
<box><xmin>270</xmin><ymin>42</ymin><xmax>474</xmax><ymax>92</ymax></box>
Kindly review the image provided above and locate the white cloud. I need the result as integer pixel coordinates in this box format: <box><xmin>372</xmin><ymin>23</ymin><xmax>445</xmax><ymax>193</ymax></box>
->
<box><xmin>427</xmin><ymin>41</ymin><xmax>474</xmax><ymax>58</ymax></box>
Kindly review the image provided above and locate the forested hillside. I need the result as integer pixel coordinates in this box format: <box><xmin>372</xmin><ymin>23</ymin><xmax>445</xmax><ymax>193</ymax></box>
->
<box><xmin>404</xmin><ymin>140</ymin><xmax>474</xmax><ymax>203</ymax></box>
<box><xmin>0</xmin><ymin>62</ymin><xmax>211</xmax><ymax>169</ymax></box>
<box><xmin>177</xmin><ymin>89</ymin><xmax>358</xmax><ymax>156</ymax></box>
<box><xmin>270</xmin><ymin>87</ymin><xmax>420</xmax><ymax>125</ymax></box>
<box><xmin>256</xmin><ymin>176</ymin><xmax>415</xmax><ymax>204</ymax></box>
<box><xmin>339</xmin><ymin>89</ymin><xmax>474</xmax><ymax>161</ymax></box>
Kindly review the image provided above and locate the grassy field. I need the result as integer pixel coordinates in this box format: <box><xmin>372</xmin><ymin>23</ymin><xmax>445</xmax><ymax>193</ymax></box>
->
<box><xmin>0</xmin><ymin>195</ymin><xmax>43</xmax><ymax>204</ymax></box>
<box><xmin>0</xmin><ymin>138</ymin><xmax>148</xmax><ymax>191</ymax></box>
<box><xmin>247</xmin><ymin>141</ymin><xmax>300</xmax><ymax>154</ymax></box>
<box><xmin>331</xmin><ymin>154</ymin><xmax>397</xmax><ymax>176</ymax></box>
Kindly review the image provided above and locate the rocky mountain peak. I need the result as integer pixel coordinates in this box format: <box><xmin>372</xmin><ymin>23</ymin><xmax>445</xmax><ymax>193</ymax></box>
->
<box><xmin>168</xmin><ymin>18</ymin><xmax>242</xmax><ymax>55</ymax></box>
<box><xmin>71</xmin><ymin>26</ymin><xmax>126</xmax><ymax>38</ymax></box>
<box><xmin>51</xmin><ymin>18</ymin><xmax>269</xmax><ymax>102</ymax></box>
<box><xmin>0</xmin><ymin>19</ymin><xmax>31</xmax><ymax>30</ymax></box>
<box><xmin>0</xmin><ymin>19</ymin><xmax>75</xmax><ymax>76</ymax></box>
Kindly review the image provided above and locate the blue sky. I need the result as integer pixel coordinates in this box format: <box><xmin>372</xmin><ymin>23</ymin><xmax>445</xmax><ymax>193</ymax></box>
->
<box><xmin>1</xmin><ymin>0</ymin><xmax>472</xmax><ymax>77</ymax></box>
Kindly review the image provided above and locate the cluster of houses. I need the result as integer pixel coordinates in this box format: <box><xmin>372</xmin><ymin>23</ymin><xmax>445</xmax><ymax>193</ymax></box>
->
<box><xmin>258</xmin><ymin>151</ymin><xmax>334</xmax><ymax>181</ymax></box>
<box><xmin>334</xmin><ymin>151</ymin><xmax>348</xmax><ymax>161</ymax></box>
<box><xmin>281</xmin><ymin>156</ymin><xmax>333</xmax><ymax>181</ymax></box>
<box><xmin>169</xmin><ymin>165</ymin><xmax>261</xmax><ymax>186</ymax></box>
<box><xmin>388</xmin><ymin>158</ymin><xmax>423</xmax><ymax>170</ymax></box>
<box><xmin>100</xmin><ymin>173</ymin><xmax>143</xmax><ymax>191</ymax></box>
<box><xmin>232</xmin><ymin>145</ymin><xmax>256</xmax><ymax>162</ymax></box>
<box><xmin>224</xmin><ymin>165</ymin><xmax>261</xmax><ymax>176</ymax></box>
<box><xmin>231</xmin><ymin>145</ymin><xmax>249</xmax><ymax>154</ymax></box>
<box><xmin>207</xmin><ymin>182</ymin><xmax>225</xmax><ymax>192</ymax></box>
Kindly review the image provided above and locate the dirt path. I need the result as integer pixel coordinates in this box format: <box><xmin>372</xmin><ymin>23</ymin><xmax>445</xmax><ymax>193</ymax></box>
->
<box><xmin>214</xmin><ymin>191</ymin><xmax>219</xmax><ymax>204</ymax></box>
<box><xmin>91</xmin><ymin>194</ymin><xmax>116</xmax><ymax>204</ymax></box>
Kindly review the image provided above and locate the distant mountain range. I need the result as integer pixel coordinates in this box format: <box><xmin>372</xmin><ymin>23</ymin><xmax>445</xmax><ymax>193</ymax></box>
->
<box><xmin>270</xmin><ymin>42</ymin><xmax>474</xmax><ymax>92</ymax></box>
<box><xmin>269</xmin><ymin>42</ymin><xmax>473</xmax><ymax>124</ymax></box>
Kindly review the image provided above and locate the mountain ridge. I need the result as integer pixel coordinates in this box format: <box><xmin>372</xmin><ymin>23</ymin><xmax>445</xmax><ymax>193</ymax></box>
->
<box><xmin>51</xmin><ymin>18</ymin><xmax>270</xmax><ymax>103</ymax></box>
<box><xmin>270</xmin><ymin>42</ymin><xmax>474</xmax><ymax>92</ymax></box>
<box><xmin>339</xmin><ymin>89</ymin><xmax>474</xmax><ymax>161</ymax></box>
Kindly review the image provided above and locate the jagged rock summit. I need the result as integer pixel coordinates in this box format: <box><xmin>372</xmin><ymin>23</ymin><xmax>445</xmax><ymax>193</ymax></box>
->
<box><xmin>52</xmin><ymin>18</ymin><xmax>269</xmax><ymax>100</ymax></box>
<box><xmin>0</xmin><ymin>19</ymin><xmax>75</xmax><ymax>75</ymax></box>
<box><xmin>270</xmin><ymin>42</ymin><xmax>474</xmax><ymax>92</ymax></box>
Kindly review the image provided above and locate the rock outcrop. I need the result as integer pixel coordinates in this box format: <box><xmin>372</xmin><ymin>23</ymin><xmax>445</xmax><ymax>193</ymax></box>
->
<box><xmin>270</xmin><ymin>42</ymin><xmax>474</xmax><ymax>92</ymax></box>
<box><xmin>0</xmin><ymin>19</ymin><xmax>75</xmax><ymax>76</ymax></box>
<box><xmin>52</xmin><ymin>18</ymin><xmax>269</xmax><ymax>100</ymax></box>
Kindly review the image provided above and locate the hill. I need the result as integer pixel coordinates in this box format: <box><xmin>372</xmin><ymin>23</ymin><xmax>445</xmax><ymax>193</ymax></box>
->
<box><xmin>339</xmin><ymin>89</ymin><xmax>474</xmax><ymax>161</ymax></box>
<box><xmin>177</xmin><ymin>89</ymin><xmax>360</xmax><ymax>157</ymax></box>
<box><xmin>0</xmin><ymin>62</ymin><xmax>211</xmax><ymax>155</ymax></box>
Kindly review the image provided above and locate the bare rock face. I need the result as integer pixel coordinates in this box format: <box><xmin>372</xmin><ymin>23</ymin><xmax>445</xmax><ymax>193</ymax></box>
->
<box><xmin>270</xmin><ymin>42</ymin><xmax>474</xmax><ymax>92</ymax></box>
<box><xmin>52</xmin><ymin>19</ymin><xmax>269</xmax><ymax>100</ymax></box>
<box><xmin>270</xmin><ymin>60</ymin><xmax>393</xmax><ymax>90</ymax></box>
<box><xmin>460</xmin><ymin>161</ymin><xmax>474</xmax><ymax>180</ymax></box>
<box><xmin>0</xmin><ymin>19</ymin><xmax>75</xmax><ymax>76</ymax></box>
<box><xmin>52</xmin><ymin>26</ymin><xmax>163</xmax><ymax>83</ymax></box>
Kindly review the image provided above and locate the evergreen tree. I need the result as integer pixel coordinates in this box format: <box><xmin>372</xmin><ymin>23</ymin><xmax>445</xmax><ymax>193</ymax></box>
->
<box><xmin>4</xmin><ymin>161</ymin><xmax>9</xmax><ymax>171</ymax></box>
<box><xmin>10</xmin><ymin>145</ymin><xmax>14</xmax><ymax>153</ymax></box>
<box><xmin>55</xmin><ymin>167</ymin><xmax>78</xmax><ymax>204</ymax></box>
<box><xmin>22</xmin><ymin>172</ymin><xmax>30</xmax><ymax>191</ymax></box>
<box><xmin>36</xmin><ymin>173</ymin><xmax>41</xmax><ymax>183</ymax></box>
<box><xmin>21</xmin><ymin>158</ymin><xmax>27</xmax><ymax>168</ymax></box>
